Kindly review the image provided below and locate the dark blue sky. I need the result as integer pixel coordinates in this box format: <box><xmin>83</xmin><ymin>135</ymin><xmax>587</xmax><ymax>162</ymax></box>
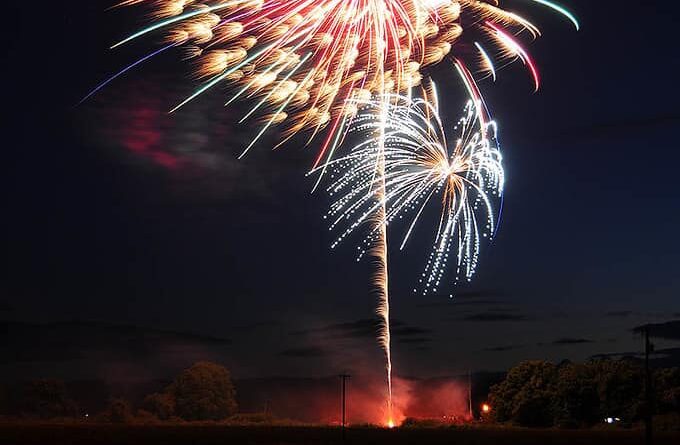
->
<box><xmin>1</xmin><ymin>1</ymin><xmax>679</xmax><ymax>381</ymax></box>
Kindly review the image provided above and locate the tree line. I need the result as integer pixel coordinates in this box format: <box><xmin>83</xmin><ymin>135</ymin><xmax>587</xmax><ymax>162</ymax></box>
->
<box><xmin>0</xmin><ymin>362</ymin><xmax>238</xmax><ymax>422</ymax></box>
<box><xmin>2</xmin><ymin>358</ymin><xmax>679</xmax><ymax>428</ymax></box>
<box><xmin>488</xmin><ymin>359</ymin><xmax>680</xmax><ymax>428</ymax></box>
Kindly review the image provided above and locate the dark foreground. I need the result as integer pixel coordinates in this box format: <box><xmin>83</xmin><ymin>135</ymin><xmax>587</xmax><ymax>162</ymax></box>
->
<box><xmin>1</xmin><ymin>424</ymin><xmax>680</xmax><ymax>445</ymax></box>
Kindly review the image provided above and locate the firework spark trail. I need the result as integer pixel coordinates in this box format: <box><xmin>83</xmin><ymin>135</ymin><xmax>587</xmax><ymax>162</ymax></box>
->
<box><xmin>315</xmin><ymin>83</ymin><xmax>504</xmax><ymax>295</ymax></box>
<box><xmin>79</xmin><ymin>43</ymin><xmax>178</xmax><ymax>104</ymax></box>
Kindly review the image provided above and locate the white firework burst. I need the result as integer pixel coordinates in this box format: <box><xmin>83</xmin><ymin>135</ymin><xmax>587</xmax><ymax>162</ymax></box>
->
<box><xmin>315</xmin><ymin>86</ymin><xmax>504</xmax><ymax>295</ymax></box>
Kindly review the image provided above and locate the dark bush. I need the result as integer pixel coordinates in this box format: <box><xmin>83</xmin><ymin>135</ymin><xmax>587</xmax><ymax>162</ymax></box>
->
<box><xmin>106</xmin><ymin>398</ymin><xmax>132</xmax><ymax>423</ymax></box>
<box><xmin>20</xmin><ymin>379</ymin><xmax>79</xmax><ymax>419</ymax></box>
<box><xmin>169</xmin><ymin>361</ymin><xmax>237</xmax><ymax>421</ymax></box>
<box><xmin>143</xmin><ymin>392</ymin><xmax>175</xmax><ymax>420</ymax></box>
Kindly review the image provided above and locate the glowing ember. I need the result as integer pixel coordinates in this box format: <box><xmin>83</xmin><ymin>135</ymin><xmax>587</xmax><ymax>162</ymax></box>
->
<box><xmin>387</xmin><ymin>419</ymin><xmax>396</xmax><ymax>429</ymax></box>
<box><xmin>482</xmin><ymin>403</ymin><xmax>491</xmax><ymax>413</ymax></box>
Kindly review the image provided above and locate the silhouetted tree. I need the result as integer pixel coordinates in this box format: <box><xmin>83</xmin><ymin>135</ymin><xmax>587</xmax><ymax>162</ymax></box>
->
<box><xmin>589</xmin><ymin>359</ymin><xmax>643</xmax><ymax>421</ymax></box>
<box><xmin>489</xmin><ymin>359</ymin><xmax>653</xmax><ymax>428</ymax></box>
<box><xmin>106</xmin><ymin>397</ymin><xmax>133</xmax><ymax>423</ymax></box>
<box><xmin>169</xmin><ymin>361</ymin><xmax>237</xmax><ymax>421</ymax></box>
<box><xmin>655</xmin><ymin>367</ymin><xmax>680</xmax><ymax>413</ymax></box>
<box><xmin>489</xmin><ymin>361</ymin><xmax>558</xmax><ymax>427</ymax></box>
<box><xmin>143</xmin><ymin>392</ymin><xmax>175</xmax><ymax>420</ymax></box>
<box><xmin>20</xmin><ymin>379</ymin><xmax>78</xmax><ymax>419</ymax></box>
<box><xmin>554</xmin><ymin>362</ymin><xmax>600</xmax><ymax>427</ymax></box>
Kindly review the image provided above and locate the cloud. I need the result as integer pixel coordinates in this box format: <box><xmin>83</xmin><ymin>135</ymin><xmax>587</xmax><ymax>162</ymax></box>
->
<box><xmin>591</xmin><ymin>347</ymin><xmax>680</xmax><ymax>368</ymax></box>
<box><xmin>591</xmin><ymin>351</ymin><xmax>640</xmax><ymax>360</ymax></box>
<box><xmin>292</xmin><ymin>318</ymin><xmax>430</xmax><ymax>340</ymax></box>
<box><xmin>0</xmin><ymin>320</ymin><xmax>231</xmax><ymax>365</ymax></box>
<box><xmin>417</xmin><ymin>299</ymin><xmax>505</xmax><ymax>309</ymax></box>
<box><xmin>483</xmin><ymin>345</ymin><xmax>523</xmax><ymax>352</ymax></box>
<box><xmin>397</xmin><ymin>337</ymin><xmax>432</xmax><ymax>345</ymax></box>
<box><xmin>392</xmin><ymin>324</ymin><xmax>431</xmax><ymax>337</ymax></box>
<box><xmin>453</xmin><ymin>289</ymin><xmax>507</xmax><ymax>299</ymax></box>
<box><xmin>551</xmin><ymin>338</ymin><xmax>594</xmax><ymax>345</ymax></box>
<box><xmin>605</xmin><ymin>310</ymin><xmax>633</xmax><ymax>318</ymax></box>
<box><xmin>463</xmin><ymin>312</ymin><xmax>527</xmax><ymax>322</ymax></box>
<box><xmin>291</xmin><ymin>318</ymin><xmax>377</xmax><ymax>339</ymax></box>
<box><xmin>415</xmin><ymin>289</ymin><xmax>508</xmax><ymax>309</ymax></box>
<box><xmin>279</xmin><ymin>347</ymin><xmax>327</xmax><ymax>358</ymax></box>
<box><xmin>227</xmin><ymin>320</ymin><xmax>282</xmax><ymax>334</ymax></box>
<box><xmin>652</xmin><ymin>347</ymin><xmax>680</xmax><ymax>367</ymax></box>
<box><xmin>633</xmin><ymin>320</ymin><xmax>680</xmax><ymax>340</ymax></box>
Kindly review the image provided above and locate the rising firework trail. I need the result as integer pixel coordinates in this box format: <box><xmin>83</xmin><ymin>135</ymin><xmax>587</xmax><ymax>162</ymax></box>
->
<box><xmin>374</xmin><ymin>86</ymin><xmax>393</xmax><ymax>425</ymax></box>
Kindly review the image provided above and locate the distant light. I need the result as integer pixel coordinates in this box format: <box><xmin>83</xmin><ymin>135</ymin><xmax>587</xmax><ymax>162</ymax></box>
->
<box><xmin>482</xmin><ymin>403</ymin><xmax>491</xmax><ymax>413</ymax></box>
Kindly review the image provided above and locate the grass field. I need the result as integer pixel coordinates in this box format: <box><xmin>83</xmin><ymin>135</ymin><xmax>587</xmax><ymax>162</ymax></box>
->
<box><xmin>1</xmin><ymin>423</ymin><xmax>679</xmax><ymax>445</ymax></box>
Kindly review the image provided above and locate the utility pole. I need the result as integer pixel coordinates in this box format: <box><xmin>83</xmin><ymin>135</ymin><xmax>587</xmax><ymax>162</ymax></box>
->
<box><xmin>644</xmin><ymin>326</ymin><xmax>654</xmax><ymax>445</ymax></box>
<box><xmin>339</xmin><ymin>374</ymin><xmax>351</xmax><ymax>441</ymax></box>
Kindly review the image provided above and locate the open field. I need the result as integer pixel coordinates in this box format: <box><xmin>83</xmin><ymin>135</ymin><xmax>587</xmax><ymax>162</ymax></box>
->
<box><xmin>1</xmin><ymin>424</ymin><xmax>679</xmax><ymax>445</ymax></box>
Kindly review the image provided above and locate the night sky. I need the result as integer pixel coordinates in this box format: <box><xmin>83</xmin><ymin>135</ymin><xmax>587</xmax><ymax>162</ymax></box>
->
<box><xmin>2</xmin><ymin>1</ymin><xmax>680</xmax><ymax>384</ymax></box>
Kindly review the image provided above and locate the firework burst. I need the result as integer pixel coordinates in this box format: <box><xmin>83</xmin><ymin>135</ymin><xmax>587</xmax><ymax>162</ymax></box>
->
<box><xmin>95</xmin><ymin>0</ymin><xmax>577</xmax><ymax>164</ymax></box>
<box><xmin>316</xmin><ymin>85</ymin><xmax>504</xmax><ymax>294</ymax></box>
